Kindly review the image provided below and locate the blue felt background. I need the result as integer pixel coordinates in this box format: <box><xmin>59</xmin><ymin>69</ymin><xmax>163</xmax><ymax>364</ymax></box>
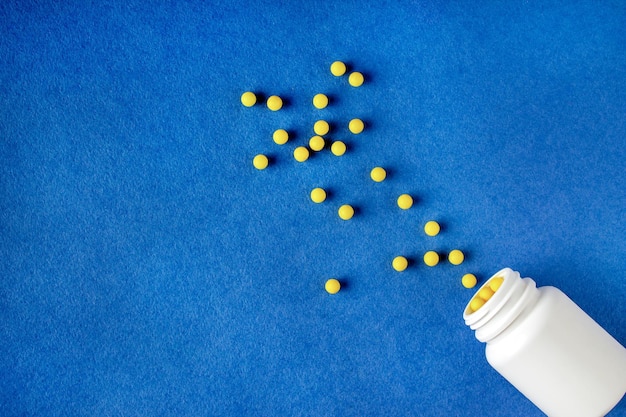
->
<box><xmin>1</xmin><ymin>1</ymin><xmax>625</xmax><ymax>416</ymax></box>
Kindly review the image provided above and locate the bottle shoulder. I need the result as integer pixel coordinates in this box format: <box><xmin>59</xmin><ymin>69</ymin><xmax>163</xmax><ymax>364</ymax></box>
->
<box><xmin>485</xmin><ymin>286</ymin><xmax>568</xmax><ymax>358</ymax></box>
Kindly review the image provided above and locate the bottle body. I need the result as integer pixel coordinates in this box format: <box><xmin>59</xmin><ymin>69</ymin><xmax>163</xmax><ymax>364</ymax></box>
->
<box><xmin>464</xmin><ymin>268</ymin><xmax>626</xmax><ymax>417</ymax></box>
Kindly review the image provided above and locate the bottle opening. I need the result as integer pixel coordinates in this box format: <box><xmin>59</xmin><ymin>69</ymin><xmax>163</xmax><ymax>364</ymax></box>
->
<box><xmin>464</xmin><ymin>275</ymin><xmax>505</xmax><ymax>316</ymax></box>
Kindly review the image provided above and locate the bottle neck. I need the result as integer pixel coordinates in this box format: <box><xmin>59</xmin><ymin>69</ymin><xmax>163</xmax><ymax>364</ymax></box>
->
<box><xmin>463</xmin><ymin>268</ymin><xmax>540</xmax><ymax>343</ymax></box>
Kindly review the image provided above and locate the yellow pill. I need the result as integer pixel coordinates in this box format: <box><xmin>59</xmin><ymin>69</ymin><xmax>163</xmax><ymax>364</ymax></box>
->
<box><xmin>309</xmin><ymin>135</ymin><xmax>325</xmax><ymax>152</ymax></box>
<box><xmin>252</xmin><ymin>154</ymin><xmax>269</xmax><ymax>170</ymax></box>
<box><xmin>348</xmin><ymin>118</ymin><xmax>364</xmax><ymax>134</ymax></box>
<box><xmin>310</xmin><ymin>187</ymin><xmax>327</xmax><ymax>203</ymax></box>
<box><xmin>314</xmin><ymin>120</ymin><xmax>330</xmax><ymax>136</ymax></box>
<box><xmin>448</xmin><ymin>249</ymin><xmax>464</xmax><ymax>265</ymax></box>
<box><xmin>489</xmin><ymin>277</ymin><xmax>504</xmax><ymax>292</ymax></box>
<box><xmin>370</xmin><ymin>167</ymin><xmax>387</xmax><ymax>182</ymax></box>
<box><xmin>331</xmin><ymin>141</ymin><xmax>347</xmax><ymax>156</ymax></box>
<box><xmin>273</xmin><ymin>129</ymin><xmax>289</xmax><ymax>145</ymax></box>
<box><xmin>348</xmin><ymin>71</ymin><xmax>364</xmax><ymax>87</ymax></box>
<box><xmin>424</xmin><ymin>221</ymin><xmax>440</xmax><ymax>237</ymax></box>
<box><xmin>423</xmin><ymin>251</ymin><xmax>439</xmax><ymax>267</ymax></box>
<box><xmin>478</xmin><ymin>286</ymin><xmax>495</xmax><ymax>301</ymax></box>
<box><xmin>397</xmin><ymin>194</ymin><xmax>413</xmax><ymax>210</ymax></box>
<box><xmin>241</xmin><ymin>91</ymin><xmax>257</xmax><ymax>107</ymax></box>
<box><xmin>325</xmin><ymin>278</ymin><xmax>341</xmax><ymax>294</ymax></box>
<box><xmin>293</xmin><ymin>146</ymin><xmax>310</xmax><ymax>162</ymax></box>
<box><xmin>462</xmin><ymin>273</ymin><xmax>478</xmax><ymax>289</ymax></box>
<box><xmin>392</xmin><ymin>256</ymin><xmax>408</xmax><ymax>272</ymax></box>
<box><xmin>330</xmin><ymin>61</ymin><xmax>347</xmax><ymax>77</ymax></box>
<box><xmin>313</xmin><ymin>94</ymin><xmax>329</xmax><ymax>109</ymax></box>
<box><xmin>266</xmin><ymin>95</ymin><xmax>283</xmax><ymax>111</ymax></box>
<box><xmin>338</xmin><ymin>204</ymin><xmax>354</xmax><ymax>220</ymax></box>
<box><xmin>470</xmin><ymin>297</ymin><xmax>486</xmax><ymax>312</ymax></box>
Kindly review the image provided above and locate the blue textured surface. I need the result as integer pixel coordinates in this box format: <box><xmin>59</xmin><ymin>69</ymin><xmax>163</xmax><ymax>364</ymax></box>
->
<box><xmin>1</xmin><ymin>1</ymin><xmax>625</xmax><ymax>416</ymax></box>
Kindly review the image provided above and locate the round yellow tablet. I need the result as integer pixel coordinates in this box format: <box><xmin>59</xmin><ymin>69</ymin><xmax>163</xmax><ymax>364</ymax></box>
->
<box><xmin>392</xmin><ymin>256</ymin><xmax>408</xmax><ymax>272</ymax></box>
<box><xmin>348</xmin><ymin>71</ymin><xmax>364</xmax><ymax>87</ymax></box>
<box><xmin>241</xmin><ymin>91</ymin><xmax>257</xmax><ymax>107</ymax></box>
<box><xmin>370</xmin><ymin>167</ymin><xmax>386</xmax><ymax>182</ymax></box>
<box><xmin>448</xmin><ymin>249</ymin><xmax>464</xmax><ymax>265</ymax></box>
<box><xmin>338</xmin><ymin>204</ymin><xmax>354</xmax><ymax>220</ymax></box>
<box><xmin>397</xmin><ymin>194</ymin><xmax>413</xmax><ymax>210</ymax></box>
<box><xmin>331</xmin><ymin>141</ymin><xmax>346</xmax><ymax>156</ymax></box>
<box><xmin>423</xmin><ymin>251</ymin><xmax>439</xmax><ymax>267</ymax></box>
<box><xmin>330</xmin><ymin>61</ymin><xmax>347</xmax><ymax>77</ymax></box>
<box><xmin>309</xmin><ymin>135</ymin><xmax>325</xmax><ymax>152</ymax></box>
<box><xmin>325</xmin><ymin>278</ymin><xmax>341</xmax><ymax>294</ymax></box>
<box><xmin>293</xmin><ymin>146</ymin><xmax>310</xmax><ymax>162</ymax></box>
<box><xmin>266</xmin><ymin>95</ymin><xmax>283</xmax><ymax>111</ymax></box>
<box><xmin>313</xmin><ymin>94</ymin><xmax>329</xmax><ymax>109</ymax></box>
<box><xmin>478</xmin><ymin>286</ymin><xmax>495</xmax><ymax>301</ymax></box>
<box><xmin>469</xmin><ymin>297</ymin><xmax>485</xmax><ymax>312</ymax></box>
<box><xmin>348</xmin><ymin>118</ymin><xmax>364</xmax><ymax>134</ymax></box>
<box><xmin>253</xmin><ymin>154</ymin><xmax>269</xmax><ymax>170</ymax></box>
<box><xmin>273</xmin><ymin>129</ymin><xmax>289</xmax><ymax>145</ymax></box>
<box><xmin>462</xmin><ymin>273</ymin><xmax>477</xmax><ymax>289</ymax></box>
<box><xmin>424</xmin><ymin>221</ymin><xmax>440</xmax><ymax>237</ymax></box>
<box><xmin>314</xmin><ymin>120</ymin><xmax>330</xmax><ymax>136</ymax></box>
<box><xmin>310</xmin><ymin>187</ymin><xmax>327</xmax><ymax>203</ymax></box>
<box><xmin>489</xmin><ymin>277</ymin><xmax>504</xmax><ymax>292</ymax></box>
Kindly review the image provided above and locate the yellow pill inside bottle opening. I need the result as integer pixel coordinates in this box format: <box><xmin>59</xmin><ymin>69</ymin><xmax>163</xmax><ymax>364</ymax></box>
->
<box><xmin>467</xmin><ymin>276</ymin><xmax>506</xmax><ymax>313</ymax></box>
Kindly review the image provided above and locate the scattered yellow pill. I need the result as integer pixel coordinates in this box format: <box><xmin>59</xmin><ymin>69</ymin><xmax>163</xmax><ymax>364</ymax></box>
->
<box><xmin>325</xmin><ymin>278</ymin><xmax>341</xmax><ymax>294</ymax></box>
<box><xmin>310</xmin><ymin>188</ymin><xmax>327</xmax><ymax>203</ymax></box>
<box><xmin>424</xmin><ymin>221</ymin><xmax>441</xmax><ymax>237</ymax></box>
<box><xmin>478</xmin><ymin>286</ymin><xmax>495</xmax><ymax>301</ymax></box>
<box><xmin>448</xmin><ymin>249</ymin><xmax>464</xmax><ymax>265</ymax></box>
<box><xmin>392</xmin><ymin>256</ymin><xmax>408</xmax><ymax>272</ymax></box>
<box><xmin>470</xmin><ymin>297</ymin><xmax>486</xmax><ymax>312</ymax></box>
<box><xmin>293</xmin><ymin>146</ymin><xmax>310</xmax><ymax>162</ymax></box>
<box><xmin>314</xmin><ymin>120</ymin><xmax>330</xmax><ymax>136</ymax></box>
<box><xmin>252</xmin><ymin>154</ymin><xmax>269</xmax><ymax>170</ymax></box>
<box><xmin>370</xmin><ymin>167</ymin><xmax>387</xmax><ymax>182</ymax></box>
<box><xmin>313</xmin><ymin>94</ymin><xmax>329</xmax><ymax>109</ymax></box>
<box><xmin>331</xmin><ymin>141</ymin><xmax>347</xmax><ymax>156</ymax></box>
<box><xmin>241</xmin><ymin>91</ymin><xmax>257</xmax><ymax>107</ymax></box>
<box><xmin>273</xmin><ymin>129</ymin><xmax>289</xmax><ymax>145</ymax></box>
<box><xmin>348</xmin><ymin>118</ymin><xmax>364</xmax><ymax>134</ymax></box>
<box><xmin>462</xmin><ymin>273</ymin><xmax>478</xmax><ymax>289</ymax></box>
<box><xmin>489</xmin><ymin>277</ymin><xmax>504</xmax><ymax>292</ymax></box>
<box><xmin>338</xmin><ymin>204</ymin><xmax>354</xmax><ymax>220</ymax></box>
<box><xmin>309</xmin><ymin>135</ymin><xmax>325</xmax><ymax>152</ymax></box>
<box><xmin>397</xmin><ymin>194</ymin><xmax>413</xmax><ymax>210</ymax></box>
<box><xmin>266</xmin><ymin>95</ymin><xmax>283</xmax><ymax>111</ymax></box>
<box><xmin>423</xmin><ymin>251</ymin><xmax>439</xmax><ymax>267</ymax></box>
<box><xmin>330</xmin><ymin>61</ymin><xmax>347</xmax><ymax>77</ymax></box>
<box><xmin>348</xmin><ymin>71</ymin><xmax>364</xmax><ymax>87</ymax></box>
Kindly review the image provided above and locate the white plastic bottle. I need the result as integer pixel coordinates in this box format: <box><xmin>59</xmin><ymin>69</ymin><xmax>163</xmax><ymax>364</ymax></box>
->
<box><xmin>463</xmin><ymin>268</ymin><xmax>626</xmax><ymax>417</ymax></box>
